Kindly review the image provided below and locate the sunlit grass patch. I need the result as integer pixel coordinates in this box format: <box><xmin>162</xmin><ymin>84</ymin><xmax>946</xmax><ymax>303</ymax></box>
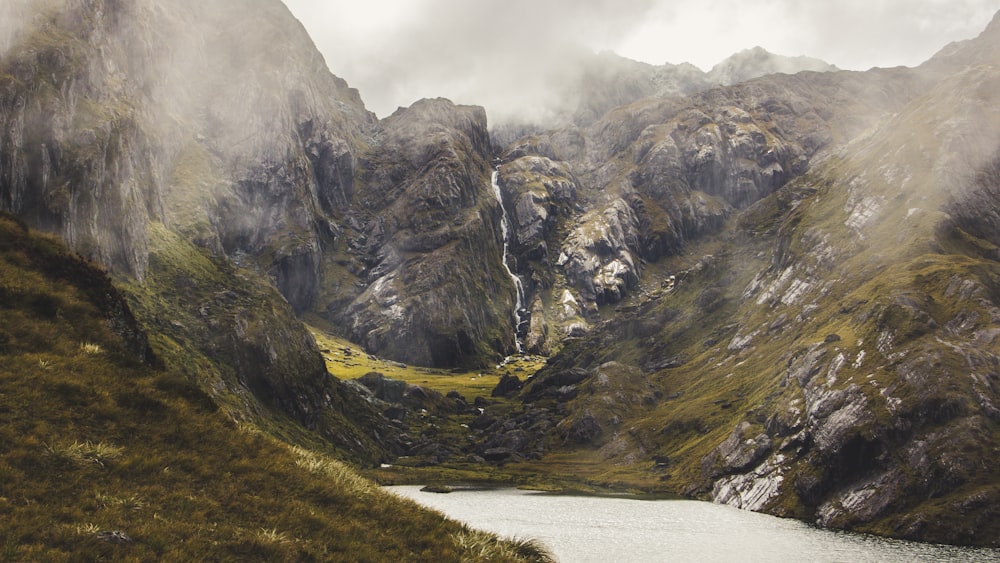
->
<box><xmin>42</xmin><ymin>440</ymin><xmax>124</xmax><ymax>468</ymax></box>
<box><xmin>307</xmin><ymin>323</ymin><xmax>547</xmax><ymax>400</ymax></box>
<box><xmin>79</xmin><ymin>342</ymin><xmax>104</xmax><ymax>355</ymax></box>
<box><xmin>290</xmin><ymin>445</ymin><xmax>377</xmax><ymax>495</ymax></box>
<box><xmin>95</xmin><ymin>492</ymin><xmax>145</xmax><ymax>512</ymax></box>
<box><xmin>452</xmin><ymin>527</ymin><xmax>556</xmax><ymax>562</ymax></box>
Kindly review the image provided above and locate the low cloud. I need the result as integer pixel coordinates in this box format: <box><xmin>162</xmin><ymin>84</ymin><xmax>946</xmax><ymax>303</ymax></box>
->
<box><xmin>284</xmin><ymin>0</ymin><xmax>999</xmax><ymax>119</ymax></box>
<box><xmin>285</xmin><ymin>0</ymin><xmax>656</xmax><ymax>119</ymax></box>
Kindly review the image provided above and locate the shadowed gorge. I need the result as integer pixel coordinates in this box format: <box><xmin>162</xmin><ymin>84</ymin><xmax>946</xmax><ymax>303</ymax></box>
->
<box><xmin>2</xmin><ymin>0</ymin><xmax>1000</xmax><ymax>555</ymax></box>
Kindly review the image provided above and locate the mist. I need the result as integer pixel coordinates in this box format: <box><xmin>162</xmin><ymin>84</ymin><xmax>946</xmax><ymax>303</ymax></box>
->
<box><xmin>0</xmin><ymin>0</ymin><xmax>55</xmax><ymax>57</ymax></box>
<box><xmin>284</xmin><ymin>0</ymin><xmax>999</xmax><ymax>121</ymax></box>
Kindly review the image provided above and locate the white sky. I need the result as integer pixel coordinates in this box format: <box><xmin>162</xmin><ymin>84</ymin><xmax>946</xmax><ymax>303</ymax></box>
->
<box><xmin>282</xmin><ymin>0</ymin><xmax>999</xmax><ymax>118</ymax></box>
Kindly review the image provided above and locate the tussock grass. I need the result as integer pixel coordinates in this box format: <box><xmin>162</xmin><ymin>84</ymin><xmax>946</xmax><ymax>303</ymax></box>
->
<box><xmin>42</xmin><ymin>440</ymin><xmax>124</xmax><ymax>468</ymax></box>
<box><xmin>78</xmin><ymin>341</ymin><xmax>104</xmax><ymax>355</ymax></box>
<box><xmin>290</xmin><ymin>445</ymin><xmax>377</xmax><ymax>495</ymax></box>
<box><xmin>0</xmin><ymin>214</ymin><xmax>545</xmax><ymax>561</ymax></box>
<box><xmin>451</xmin><ymin>528</ymin><xmax>557</xmax><ymax>562</ymax></box>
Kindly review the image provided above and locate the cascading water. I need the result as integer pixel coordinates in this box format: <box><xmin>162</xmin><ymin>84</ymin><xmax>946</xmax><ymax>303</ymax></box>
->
<box><xmin>490</xmin><ymin>170</ymin><xmax>527</xmax><ymax>354</ymax></box>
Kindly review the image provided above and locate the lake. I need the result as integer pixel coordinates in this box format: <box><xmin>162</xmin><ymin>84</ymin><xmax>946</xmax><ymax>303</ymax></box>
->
<box><xmin>388</xmin><ymin>486</ymin><xmax>1000</xmax><ymax>562</ymax></box>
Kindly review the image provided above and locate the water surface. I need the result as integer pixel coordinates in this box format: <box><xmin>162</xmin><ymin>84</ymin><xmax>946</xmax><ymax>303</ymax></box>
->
<box><xmin>389</xmin><ymin>486</ymin><xmax>1000</xmax><ymax>562</ymax></box>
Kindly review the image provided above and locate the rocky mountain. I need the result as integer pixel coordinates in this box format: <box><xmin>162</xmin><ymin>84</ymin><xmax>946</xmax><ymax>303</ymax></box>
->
<box><xmin>325</xmin><ymin>98</ymin><xmax>517</xmax><ymax>366</ymax></box>
<box><xmin>0</xmin><ymin>0</ymin><xmax>400</xmax><ymax>461</ymax></box>
<box><xmin>469</xmin><ymin>11</ymin><xmax>1000</xmax><ymax>546</ymax></box>
<box><xmin>3</xmin><ymin>0</ymin><xmax>1000</xmax><ymax>550</ymax></box>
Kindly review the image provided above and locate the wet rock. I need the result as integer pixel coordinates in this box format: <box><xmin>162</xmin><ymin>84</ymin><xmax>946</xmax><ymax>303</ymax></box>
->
<box><xmin>420</xmin><ymin>484</ymin><xmax>453</xmax><ymax>493</ymax></box>
<box><xmin>498</xmin><ymin>156</ymin><xmax>578</xmax><ymax>261</ymax></box>
<box><xmin>491</xmin><ymin>374</ymin><xmax>524</xmax><ymax>397</ymax></box>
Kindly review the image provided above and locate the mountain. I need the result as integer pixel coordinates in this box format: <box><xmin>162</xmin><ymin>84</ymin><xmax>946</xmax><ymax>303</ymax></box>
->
<box><xmin>3</xmin><ymin>0</ymin><xmax>1000</xmax><ymax>551</ymax></box>
<box><xmin>707</xmin><ymin>46</ymin><xmax>839</xmax><ymax>85</ymax></box>
<box><xmin>467</xmin><ymin>11</ymin><xmax>1000</xmax><ymax>546</ymax></box>
<box><xmin>489</xmin><ymin>47</ymin><xmax>840</xmax><ymax>146</ymax></box>
<box><xmin>322</xmin><ymin>98</ymin><xmax>518</xmax><ymax>367</ymax></box>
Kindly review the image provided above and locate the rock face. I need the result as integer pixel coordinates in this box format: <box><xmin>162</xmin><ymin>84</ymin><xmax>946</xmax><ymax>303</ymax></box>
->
<box><xmin>328</xmin><ymin>98</ymin><xmax>517</xmax><ymax>367</ymax></box>
<box><xmin>0</xmin><ymin>0</ymin><xmax>373</xmax><ymax>294</ymax></box>
<box><xmin>492</xmin><ymin>66</ymin><xmax>924</xmax><ymax>352</ymax></box>
<box><xmin>483</xmin><ymin>11</ymin><xmax>1000</xmax><ymax>547</ymax></box>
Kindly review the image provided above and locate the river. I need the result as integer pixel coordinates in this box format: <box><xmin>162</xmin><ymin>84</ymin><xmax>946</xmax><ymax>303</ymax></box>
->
<box><xmin>388</xmin><ymin>486</ymin><xmax>1000</xmax><ymax>562</ymax></box>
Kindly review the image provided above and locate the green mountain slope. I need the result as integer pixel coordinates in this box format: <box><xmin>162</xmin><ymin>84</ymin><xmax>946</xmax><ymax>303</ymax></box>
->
<box><xmin>0</xmin><ymin>214</ymin><xmax>552</xmax><ymax>561</ymax></box>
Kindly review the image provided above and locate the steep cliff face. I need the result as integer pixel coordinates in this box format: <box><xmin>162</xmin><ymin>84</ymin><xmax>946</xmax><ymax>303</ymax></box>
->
<box><xmin>0</xmin><ymin>0</ymin><xmax>395</xmax><ymax>461</ymax></box>
<box><xmin>0</xmin><ymin>0</ymin><xmax>160</xmax><ymax>276</ymax></box>
<box><xmin>322</xmin><ymin>99</ymin><xmax>517</xmax><ymax>367</ymax></box>
<box><xmin>0</xmin><ymin>0</ymin><xmax>374</xmax><ymax>303</ymax></box>
<box><xmin>480</xmin><ymin>12</ymin><xmax>1000</xmax><ymax>546</ymax></box>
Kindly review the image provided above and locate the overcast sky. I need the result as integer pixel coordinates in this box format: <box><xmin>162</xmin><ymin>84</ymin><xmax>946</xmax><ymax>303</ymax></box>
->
<box><xmin>283</xmin><ymin>0</ymin><xmax>999</xmax><ymax>118</ymax></box>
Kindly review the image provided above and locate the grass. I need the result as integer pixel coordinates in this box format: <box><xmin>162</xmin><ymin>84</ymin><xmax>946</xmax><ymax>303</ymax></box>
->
<box><xmin>308</xmin><ymin>322</ymin><xmax>546</xmax><ymax>401</ymax></box>
<box><xmin>42</xmin><ymin>440</ymin><xmax>124</xmax><ymax>468</ymax></box>
<box><xmin>0</xmin><ymin>214</ymin><xmax>553</xmax><ymax>561</ymax></box>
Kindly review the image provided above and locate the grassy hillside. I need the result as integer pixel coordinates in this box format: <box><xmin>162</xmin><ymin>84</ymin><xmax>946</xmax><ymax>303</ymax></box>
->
<box><xmin>0</xmin><ymin>214</ymin><xmax>552</xmax><ymax>562</ymax></box>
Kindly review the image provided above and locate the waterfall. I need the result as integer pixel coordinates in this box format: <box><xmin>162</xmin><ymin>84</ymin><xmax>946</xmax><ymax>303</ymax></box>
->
<box><xmin>490</xmin><ymin>170</ymin><xmax>527</xmax><ymax>354</ymax></box>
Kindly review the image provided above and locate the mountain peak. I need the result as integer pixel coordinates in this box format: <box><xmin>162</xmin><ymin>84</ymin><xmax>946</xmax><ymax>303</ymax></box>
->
<box><xmin>708</xmin><ymin>46</ymin><xmax>838</xmax><ymax>84</ymax></box>
<box><xmin>922</xmin><ymin>8</ymin><xmax>1000</xmax><ymax>71</ymax></box>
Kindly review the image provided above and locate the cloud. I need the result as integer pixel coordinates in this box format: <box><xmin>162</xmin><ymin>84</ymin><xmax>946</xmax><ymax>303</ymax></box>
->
<box><xmin>285</xmin><ymin>0</ymin><xmax>656</xmax><ymax>118</ymax></box>
<box><xmin>284</xmin><ymin>0</ymin><xmax>999</xmax><ymax>119</ymax></box>
<box><xmin>0</xmin><ymin>0</ymin><xmax>47</xmax><ymax>57</ymax></box>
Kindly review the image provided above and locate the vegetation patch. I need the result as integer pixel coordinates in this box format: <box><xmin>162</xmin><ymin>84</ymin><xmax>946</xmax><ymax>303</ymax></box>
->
<box><xmin>0</xmin><ymin>215</ymin><xmax>551</xmax><ymax>561</ymax></box>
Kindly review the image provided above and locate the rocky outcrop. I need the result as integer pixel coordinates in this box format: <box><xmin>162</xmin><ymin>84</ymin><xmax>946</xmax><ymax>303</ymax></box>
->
<box><xmin>557</xmin><ymin>199</ymin><xmax>641</xmax><ymax>306</ymax></box>
<box><xmin>329</xmin><ymin>98</ymin><xmax>516</xmax><ymax>367</ymax></box>
<box><xmin>497</xmin><ymin>156</ymin><xmax>578</xmax><ymax>262</ymax></box>
<box><xmin>491</xmin><ymin>66</ymin><xmax>924</xmax><ymax>329</ymax></box>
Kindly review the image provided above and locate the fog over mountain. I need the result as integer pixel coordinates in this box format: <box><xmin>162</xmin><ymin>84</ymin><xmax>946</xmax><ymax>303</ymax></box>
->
<box><xmin>285</xmin><ymin>0</ymin><xmax>999</xmax><ymax>118</ymax></box>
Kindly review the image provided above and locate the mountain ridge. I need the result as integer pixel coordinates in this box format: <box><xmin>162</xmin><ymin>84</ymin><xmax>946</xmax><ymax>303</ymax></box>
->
<box><xmin>466</xmin><ymin>8</ymin><xmax>1000</xmax><ymax>545</ymax></box>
